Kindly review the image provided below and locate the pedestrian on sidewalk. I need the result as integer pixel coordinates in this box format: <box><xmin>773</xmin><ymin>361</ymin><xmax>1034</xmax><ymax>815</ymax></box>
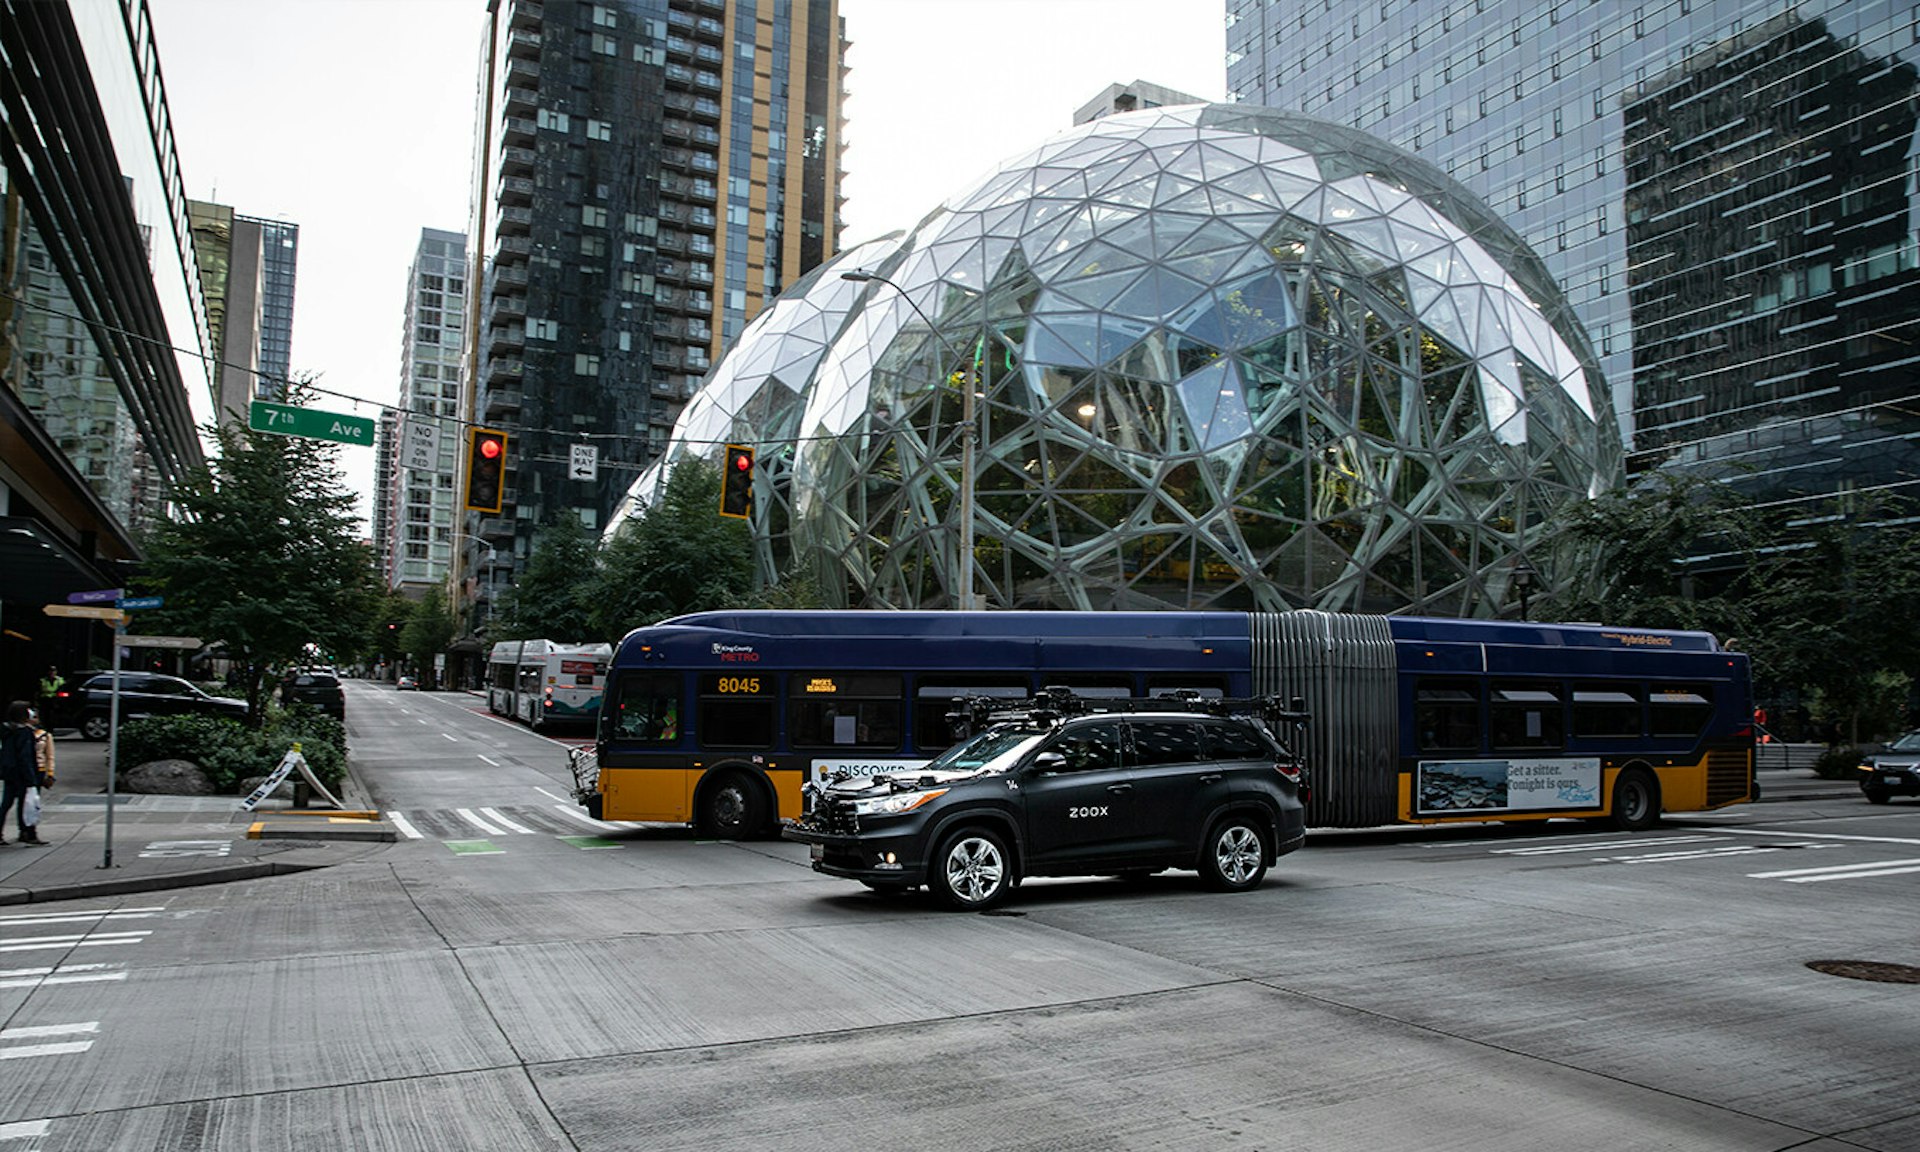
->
<box><xmin>32</xmin><ymin>706</ymin><xmax>55</xmax><ymax>789</ymax></box>
<box><xmin>1</xmin><ymin>700</ymin><xmax>48</xmax><ymax>846</ymax></box>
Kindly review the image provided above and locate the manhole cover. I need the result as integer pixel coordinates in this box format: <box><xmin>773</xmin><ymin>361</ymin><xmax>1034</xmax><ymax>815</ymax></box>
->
<box><xmin>1806</xmin><ymin>960</ymin><xmax>1920</xmax><ymax>984</ymax></box>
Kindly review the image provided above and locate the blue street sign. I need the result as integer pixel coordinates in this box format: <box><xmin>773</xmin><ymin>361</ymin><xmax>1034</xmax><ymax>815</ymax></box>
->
<box><xmin>117</xmin><ymin>596</ymin><xmax>164</xmax><ymax>611</ymax></box>
<box><xmin>68</xmin><ymin>588</ymin><xmax>124</xmax><ymax>604</ymax></box>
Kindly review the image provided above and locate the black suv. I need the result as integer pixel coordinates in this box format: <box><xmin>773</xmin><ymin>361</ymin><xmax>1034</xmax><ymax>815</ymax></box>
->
<box><xmin>784</xmin><ymin>693</ymin><xmax>1310</xmax><ymax>910</ymax></box>
<box><xmin>280</xmin><ymin>669</ymin><xmax>345</xmax><ymax>719</ymax></box>
<box><xmin>74</xmin><ymin>673</ymin><xmax>248</xmax><ymax>740</ymax></box>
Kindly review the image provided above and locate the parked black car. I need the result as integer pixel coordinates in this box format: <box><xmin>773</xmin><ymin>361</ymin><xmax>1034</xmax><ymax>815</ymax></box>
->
<box><xmin>1860</xmin><ymin>730</ymin><xmax>1920</xmax><ymax>804</ymax></box>
<box><xmin>280</xmin><ymin>669</ymin><xmax>345</xmax><ymax>719</ymax></box>
<box><xmin>784</xmin><ymin>693</ymin><xmax>1310</xmax><ymax>910</ymax></box>
<box><xmin>73</xmin><ymin>673</ymin><xmax>249</xmax><ymax>740</ymax></box>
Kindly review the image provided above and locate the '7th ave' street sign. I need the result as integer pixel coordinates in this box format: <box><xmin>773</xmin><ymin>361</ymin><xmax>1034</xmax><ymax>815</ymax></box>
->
<box><xmin>249</xmin><ymin>400</ymin><xmax>375</xmax><ymax>447</ymax></box>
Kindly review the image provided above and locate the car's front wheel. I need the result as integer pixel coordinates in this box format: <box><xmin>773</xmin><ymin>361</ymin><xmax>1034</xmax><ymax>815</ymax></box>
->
<box><xmin>1863</xmin><ymin>780</ymin><xmax>1892</xmax><ymax>805</ymax></box>
<box><xmin>80</xmin><ymin>711</ymin><xmax>111</xmax><ymax>741</ymax></box>
<box><xmin>1199</xmin><ymin>815</ymin><xmax>1268</xmax><ymax>892</ymax></box>
<box><xmin>929</xmin><ymin>827</ymin><xmax>1011</xmax><ymax>910</ymax></box>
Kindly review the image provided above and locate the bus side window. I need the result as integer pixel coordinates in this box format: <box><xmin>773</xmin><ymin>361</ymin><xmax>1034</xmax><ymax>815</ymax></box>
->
<box><xmin>1572</xmin><ymin>684</ymin><xmax>1642</xmax><ymax>738</ymax></box>
<box><xmin>1414</xmin><ymin>679</ymin><xmax>1481</xmax><ymax>752</ymax></box>
<box><xmin>1650</xmin><ymin>685</ymin><xmax>1713</xmax><ymax>738</ymax></box>
<box><xmin>789</xmin><ymin>673</ymin><xmax>903</xmax><ymax>750</ymax></box>
<box><xmin>914</xmin><ymin>676</ymin><xmax>1030</xmax><ymax>752</ymax></box>
<box><xmin>1489</xmin><ymin>681</ymin><xmax>1563</xmax><ymax>751</ymax></box>
<box><xmin>1146</xmin><ymin>674</ymin><xmax>1227</xmax><ymax>699</ymax></box>
<box><xmin>610</xmin><ymin>672</ymin><xmax>680</xmax><ymax>744</ymax></box>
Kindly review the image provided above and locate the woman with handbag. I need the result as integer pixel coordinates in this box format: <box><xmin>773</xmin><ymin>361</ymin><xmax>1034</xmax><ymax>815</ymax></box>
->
<box><xmin>1</xmin><ymin>700</ymin><xmax>48</xmax><ymax>846</ymax></box>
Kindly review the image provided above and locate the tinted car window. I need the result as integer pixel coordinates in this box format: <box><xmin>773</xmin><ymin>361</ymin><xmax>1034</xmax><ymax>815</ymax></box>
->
<box><xmin>1206</xmin><ymin>720</ymin><xmax>1273</xmax><ymax>760</ymax></box>
<box><xmin>1045</xmin><ymin>721</ymin><xmax>1124</xmax><ymax>772</ymax></box>
<box><xmin>1130</xmin><ymin>720</ymin><xmax>1204</xmax><ymax>767</ymax></box>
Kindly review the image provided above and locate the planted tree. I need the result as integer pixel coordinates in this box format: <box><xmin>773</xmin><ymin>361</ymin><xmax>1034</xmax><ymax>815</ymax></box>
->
<box><xmin>592</xmin><ymin>458</ymin><xmax>755</xmax><ymax>638</ymax></box>
<box><xmin>493</xmin><ymin>515</ymin><xmax>600</xmax><ymax>641</ymax></box>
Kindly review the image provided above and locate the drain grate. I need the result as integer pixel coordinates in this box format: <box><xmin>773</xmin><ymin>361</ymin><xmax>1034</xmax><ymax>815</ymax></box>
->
<box><xmin>1806</xmin><ymin>960</ymin><xmax>1920</xmax><ymax>984</ymax></box>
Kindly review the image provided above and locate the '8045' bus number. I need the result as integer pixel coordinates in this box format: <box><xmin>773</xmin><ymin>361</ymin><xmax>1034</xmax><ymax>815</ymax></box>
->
<box><xmin>716</xmin><ymin>676</ymin><xmax>763</xmax><ymax>694</ymax></box>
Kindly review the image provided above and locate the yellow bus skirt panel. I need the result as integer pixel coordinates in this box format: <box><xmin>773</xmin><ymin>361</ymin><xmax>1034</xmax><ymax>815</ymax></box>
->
<box><xmin>600</xmin><ymin>766</ymin><xmax>691</xmax><ymax>823</ymax></box>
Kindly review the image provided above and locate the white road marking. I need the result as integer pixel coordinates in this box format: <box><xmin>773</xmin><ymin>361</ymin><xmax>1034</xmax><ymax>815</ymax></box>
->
<box><xmin>479</xmin><ymin>807</ymin><xmax>536</xmax><ymax>834</ymax></box>
<box><xmin>477</xmin><ymin>755</ymin><xmax>499</xmax><ymax>766</ymax></box>
<box><xmin>1750</xmin><ymin>857</ymin><xmax>1920</xmax><ymax>883</ymax></box>
<box><xmin>0</xmin><ymin>932</ymin><xmax>149</xmax><ymax>954</ymax></box>
<box><xmin>0</xmin><ymin>1119</ymin><xmax>52</xmax><ymax>1140</ymax></box>
<box><xmin>386</xmin><ymin>811</ymin><xmax>424</xmax><ymax>840</ymax></box>
<box><xmin>0</xmin><ymin>909</ymin><xmax>163</xmax><ymax>928</ymax></box>
<box><xmin>0</xmin><ymin>1022</ymin><xmax>98</xmax><ymax>1040</ymax></box>
<box><xmin>0</xmin><ymin>1042</ymin><xmax>93</xmax><ymax>1060</ymax></box>
<box><xmin>441</xmin><ymin>732</ymin><xmax>458</xmax><ymax>741</ymax></box>
<box><xmin>0</xmin><ymin>961</ymin><xmax>128</xmax><ymax>989</ymax></box>
<box><xmin>549</xmin><ymin>803</ymin><xmax>641</xmax><ymax>831</ymax></box>
<box><xmin>1712</xmin><ymin>827</ymin><xmax>1920</xmax><ymax>847</ymax></box>
<box><xmin>534</xmin><ymin>786</ymin><xmax>572</xmax><ymax>804</ymax></box>
<box><xmin>454</xmin><ymin>808</ymin><xmax>507</xmax><ymax>835</ymax></box>
<box><xmin>1494</xmin><ymin>836</ymin><xmax>1717</xmax><ymax>856</ymax></box>
<box><xmin>1604</xmin><ymin>845</ymin><xmax>1815</xmax><ymax>864</ymax></box>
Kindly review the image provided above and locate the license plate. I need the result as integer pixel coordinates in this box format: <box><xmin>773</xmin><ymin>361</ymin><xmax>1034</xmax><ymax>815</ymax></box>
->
<box><xmin>810</xmin><ymin>843</ymin><xmax>824</xmax><ymax>861</ymax></box>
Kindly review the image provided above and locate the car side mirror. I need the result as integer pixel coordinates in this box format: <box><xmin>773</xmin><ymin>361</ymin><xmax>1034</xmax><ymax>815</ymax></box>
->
<box><xmin>1030</xmin><ymin>751</ymin><xmax>1067</xmax><ymax>774</ymax></box>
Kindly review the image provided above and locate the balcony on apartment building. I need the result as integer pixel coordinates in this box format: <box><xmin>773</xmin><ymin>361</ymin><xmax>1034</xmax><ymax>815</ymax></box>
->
<box><xmin>502</xmin><ymin>116</ymin><xmax>536</xmax><ymax>148</ymax></box>
<box><xmin>496</xmin><ymin>174</ymin><xmax>534</xmax><ymax>206</ymax></box>
<box><xmin>491</xmin><ymin>264</ymin><xmax>529</xmax><ymax>293</ymax></box>
<box><xmin>487</xmin><ymin>294</ymin><xmax>527</xmax><ymax>329</ymax></box>
<box><xmin>493</xmin><ymin>234</ymin><xmax>532</xmax><ymax>264</ymax></box>
<box><xmin>507</xmin><ymin>28</ymin><xmax>541</xmax><ymax>60</ymax></box>
<box><xmin>499</xmin><ymin>146</ymin><xmax>536</xmax><ymax>177</ymax></box>
<box><xmin>495</xmin><ymin>205</ymin><xmax>533</xmax><ymax>236</ymax></box>
<box><xmin>488</xmin><ymin>324</ymin><xmax>525</xmax><ymax>357</ymax></box>
<box><xmin>508</xmin><ymin>0</ymin><xmax>541</xmax><ymax>31</ymax></box>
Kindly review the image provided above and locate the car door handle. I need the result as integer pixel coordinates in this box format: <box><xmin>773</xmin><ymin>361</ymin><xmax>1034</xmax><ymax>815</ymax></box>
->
<box><xmin>1107</xmin><ymin>783</ymin><xmax>1132</xmax><ymax>794</ymax></box>
<box><xmin>1198</xmin><ymin>773</ymin><xmax>1224</xmax><ymax>784</ymax></box>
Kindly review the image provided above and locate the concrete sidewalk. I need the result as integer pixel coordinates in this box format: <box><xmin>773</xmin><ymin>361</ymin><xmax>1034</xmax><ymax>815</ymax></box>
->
<box><xmin>0</xmin><ymin>730</ymin><xmax>394</xmax><ymax>906</ymax></box>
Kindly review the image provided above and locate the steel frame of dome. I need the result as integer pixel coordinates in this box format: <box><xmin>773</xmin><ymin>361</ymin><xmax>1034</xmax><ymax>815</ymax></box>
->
<box><xmin>619</xmin><ymin>105</ymin><xmax>1622</xmax><ymax>616</ymax></box>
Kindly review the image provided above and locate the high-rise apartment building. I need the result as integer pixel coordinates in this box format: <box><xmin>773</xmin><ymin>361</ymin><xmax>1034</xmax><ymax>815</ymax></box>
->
<box><xmin>0</xmin><ymin>0</ymin><xmax>215</xmax><ymax>689</ymax></box>
<box><xmin>378</xmin><ymin>229</ymin><xmax>469</xmax><ymax>598</ymax></box>
<box><xmin>1227</xmin><ymin>1</ymin><xmax>1920</xmax><ymax>511</ymax></box>
<box><xmin>188</xmin><ymin>202</ymin><xmax>300</xmax><ymax>423</ymax></box>
<box><xmin>462</xmin><ymin>0</ymin><xmax>846</xmax><ymax>608</ymax></box>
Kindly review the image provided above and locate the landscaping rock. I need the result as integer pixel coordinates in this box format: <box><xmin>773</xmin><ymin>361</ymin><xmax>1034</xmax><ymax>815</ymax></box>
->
<box><xmin>123</xmin><ymin>759</ymin><xmax>214</xmax><ymax>795</ymax></box>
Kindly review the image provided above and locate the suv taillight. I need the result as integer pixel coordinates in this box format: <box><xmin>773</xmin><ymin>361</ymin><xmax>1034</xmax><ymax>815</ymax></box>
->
<box><xmin>1275</xmin><ymin>761</ymin><xmax>1310</xmax><ymax>805</ymax></box>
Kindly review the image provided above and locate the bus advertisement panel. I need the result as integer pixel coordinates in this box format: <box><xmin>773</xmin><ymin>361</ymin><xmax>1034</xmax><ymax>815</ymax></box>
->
<box><xmin>572</xmin><ymin>609</ymin><xmax>1753</xmax><ymax>839</ymax></box>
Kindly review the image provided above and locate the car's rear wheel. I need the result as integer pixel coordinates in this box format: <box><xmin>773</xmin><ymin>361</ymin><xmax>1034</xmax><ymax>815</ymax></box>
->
<box><xmin>1611</xmin><ymin>767</ymin><xmax>1661</xmax><ymax>831</ymax></box>
<box><xmin>80</xmin><ymin>712</ymin><xmax>111</xmax><ymax>741</ymax></box>
<box><xmin>929</xmin><ymin>827</ymin><xmax>1010</xmax><ymax>910</ymax></box>
<box><xmin>1199</xmin><ymin>815</ymin><xmax>1268</xmax><ymax>892</ymax></box>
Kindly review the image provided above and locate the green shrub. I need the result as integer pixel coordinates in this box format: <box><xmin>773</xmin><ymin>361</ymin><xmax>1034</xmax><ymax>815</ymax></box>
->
<box><xmin>117</xmin><ymin>710</ymin><xmax>346</xmax><ymax>793</ymax></box>
<box><xmin>1813</xmin><ymin>745</ymin><xmax>1866</xmax><ymax>781</ymax></box>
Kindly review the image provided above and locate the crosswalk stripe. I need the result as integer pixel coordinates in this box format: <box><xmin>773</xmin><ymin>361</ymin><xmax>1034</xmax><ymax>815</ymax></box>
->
<box><xmin>0</xmin><ymin>1023</ymin><xmax>99</xmax><ymax>1041</ymax></box>
<box><xmin>0</xmin><ymin>909</ymin><xmax>162</xmax><ymax>928</ymax></box>
<box><xmin>386</xmin><ymin>811</ymin><xmax>424</xmax><ymax>840</ymax></box>
<box><xmin>0</xmin><ymin>932</ymin><xmax>149</xmax><ymax>955</ymax></box>
<box><xmin>0</xmin><ymin>1042</ymin><xmax>93</xmax><ymax>1060</ymax></box>
<box><xmin>1776</xmin><ymin>864</ymin><xmax>1920</xmax><ymax>883</ymax></box>
<box><xmin>0</xmin><ymin>1119</ymin><xmax>52</xmax><ymax>1140</ymax></box>
<box><xmin>454</xmin><ymin>808</ymin><xmax>507</xmax><ymax>835</ymax></box>
<box><xmin>479</xmin><ymin>807</ymin><xmax>536</xmax><ymax>834</ymax></box>
<box><xmin>1495</xmin><ymin>835</ymin><xmax>1715</xmax><ymax>856</ymax></box>
<box><xmin>548</xmin><ymin>803</ymin><xmax>640</xmax><ymax>831</ymax></box>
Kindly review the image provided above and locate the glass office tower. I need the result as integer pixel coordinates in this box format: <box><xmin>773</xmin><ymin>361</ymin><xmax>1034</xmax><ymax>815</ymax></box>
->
<box><xmin>1228</xmin><ymin>1</ymin><xmax>1920</xmax><ymax>510</ymax></box>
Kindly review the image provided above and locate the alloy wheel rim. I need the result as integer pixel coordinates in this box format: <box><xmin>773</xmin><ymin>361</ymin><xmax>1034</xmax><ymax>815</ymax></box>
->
<box><xmin>947</xmin><ymin>838</ymin><xmax>1003</xmax><ymax>903</ymax></box>
<box><xmin>1216</xmin><ymin>826</ymin><xmax>1260</xmax><ymax>883</ymax></box>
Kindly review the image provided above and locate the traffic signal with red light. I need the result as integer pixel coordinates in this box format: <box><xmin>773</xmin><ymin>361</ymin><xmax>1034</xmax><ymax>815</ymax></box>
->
<box><xmin>465</xmin><ymin>428</ymin><xmax>508</xmax><ymax>513</ymax></box>
<box><xmin>719</xmin><ymin>444</ymin><xmax>753</xmax><ymax>519</ymax></box>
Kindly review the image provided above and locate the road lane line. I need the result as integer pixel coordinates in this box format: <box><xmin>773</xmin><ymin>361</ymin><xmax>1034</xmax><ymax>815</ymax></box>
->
<box><xmin>454</xmin><ymin>808</ymin><xmax>507</xmax><ymax>835</ymax></box>
<box><xmin>479</xmin><ymin>807</ymin><xmax>536</xmax><ymax>834</ymax></box>
<box><xmin>0</xmin><ymin>1120</ymin><xmax>52</xmax><ymax>1140</ymax></box>
<box><xmin>477</xmin><ymin>755</ymin><xmax>499</xmax><ymax>766</ymax></box>
<box><xmin>0</xmin><ymin>909</ymin><xmax>163</xmax><ymax>927</ymax></box>
<box><xmin>1776</xmin><ymin>863</ymin><xmax>1920</xmax><ymax>882</ymax></box>
<box><xmin>1749</xmin><ymin>857</ymin><xmax>1920</xmax><ymax>879</ymax></box>
<box><xmin>1713</xmin><ymin>828</ymin><xmax>1920</xmax><ymax>846</ymax></box>
<box><xmin>0</xmin><ymin>1042</ymin><xmax>93</xmax><ymax>1060</ymax></box>
<box><xmin>1607</xmin><ymin>846</ymin><xmax>1799</xmax><ymax>863</ymax></box>
<box><xmin>441</xmin><ymin>732</ymin><xmax>458</xmax><ymax>742</ymax></box>
<box><xmin>386</xmin><ymin>811</ymin><xmax>424</xmax><ymax>840</ymax></box>
<box><xmin>0</xmin><ymin>1022</ymin><xmax>99</xmax><ymax>1041</ymax></box>
<box><xmin>1495</xmin><ymin>836</ymin><xmax>1716</xmax><ymax>856</ymax></box>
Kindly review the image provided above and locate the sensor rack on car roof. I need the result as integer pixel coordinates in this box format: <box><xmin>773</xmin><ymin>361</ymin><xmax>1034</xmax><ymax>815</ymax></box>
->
<box><xmin>945</xmin><ymin>687</ymin><xmax>1310</xmax><ymax>740</ymax></box>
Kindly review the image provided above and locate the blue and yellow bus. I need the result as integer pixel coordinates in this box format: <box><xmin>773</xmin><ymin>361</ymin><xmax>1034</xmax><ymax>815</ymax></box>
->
<box><xmin>573</xmin><ymin>610</ymin><xmax>1753</xmax><ymax>838</ymax></box>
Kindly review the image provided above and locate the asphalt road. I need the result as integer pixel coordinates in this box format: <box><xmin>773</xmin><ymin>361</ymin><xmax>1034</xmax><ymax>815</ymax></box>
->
<box><xmin>1</xmin><ymin>678</ymin><xmax>1915</xmax><ymax>1150</ymax></box>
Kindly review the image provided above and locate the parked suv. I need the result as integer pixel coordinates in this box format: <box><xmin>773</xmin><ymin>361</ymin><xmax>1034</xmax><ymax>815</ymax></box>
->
<box><xmin>784</xmin><ymin>692</ymin><xmax>1310</xmax><ymax>910</ymax></box>
<box><xmin>74</xmin><ymin>673</ymin><xmax>248</xmax><ymax>740</ymax></box>
<box><xmin>280</xmin><ymin>669</ymin><xmax>345</xmax><ymax>719</ymax></box>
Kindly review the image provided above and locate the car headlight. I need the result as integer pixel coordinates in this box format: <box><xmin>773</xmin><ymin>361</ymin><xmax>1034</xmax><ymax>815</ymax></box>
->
<box><xmin>851</xmin><ymin>789</ymin><xmax>947</xmax><ymax>816</ymax></box>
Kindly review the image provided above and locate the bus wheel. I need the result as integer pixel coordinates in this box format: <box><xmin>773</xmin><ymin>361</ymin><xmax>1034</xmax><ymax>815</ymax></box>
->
<box><xmin>929</xmin><ymin>827</ymin><xmax>1010</xmax><ymax>910</ymax></box>
<box><xmin>1611</xmin><ymin>767</ymin><xmax>1661</xmax><ymax>832</ymax></box>
<box><xmin>697</xmin><ymin>773</ymin><xmax>763</xmax><ymax>839</ymax></box>
<box><xmin>1199</xmin><ymin>815</ymin><xmax>1268</xmax><ymax>892</ymax></box>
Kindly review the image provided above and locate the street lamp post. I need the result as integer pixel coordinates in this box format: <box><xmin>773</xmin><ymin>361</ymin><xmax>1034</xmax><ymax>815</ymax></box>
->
<box><xmin>1511</xmin><ymin>556</ymin><xmax>1537</xmax><ymax>622</ymax></box>
<box><xmin>841</xmin><ymin>269</ymin><xmax>979</xmax><ymax>610</ymax></box>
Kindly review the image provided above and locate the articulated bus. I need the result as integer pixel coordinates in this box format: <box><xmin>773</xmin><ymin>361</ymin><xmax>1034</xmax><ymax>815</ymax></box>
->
<box><xmin>570</xmin><ymin>610</ymin><xmax>1754</xmax><ymax>839</ymax></box>
<box><xmin>487</xmin><ymin>640</ymin><xmax>612</xmax><ymax>731</ymax></box>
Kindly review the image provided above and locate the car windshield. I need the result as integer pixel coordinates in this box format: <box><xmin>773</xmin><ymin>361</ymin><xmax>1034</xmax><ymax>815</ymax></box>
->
<box><xmin>1888</xmin><ymin>732</ymin><xmax>1920</xmax><ymax>752</ymax></box>
<box><xmin>924</xmin><ymin>726</ymin><xmax>1049</xmax><ymax>775</ymax></box>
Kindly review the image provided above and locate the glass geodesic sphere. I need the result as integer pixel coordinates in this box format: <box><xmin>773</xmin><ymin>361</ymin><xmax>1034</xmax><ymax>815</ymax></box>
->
<box><xmin>799</xmin><ymin>105</ymin><xmax>1619</xmax><ymax>613</ymax></box>
<box><xmin>630</xmin><ymin>105</ymin><xmax>1621</xmax><ymax>614</ymax></box>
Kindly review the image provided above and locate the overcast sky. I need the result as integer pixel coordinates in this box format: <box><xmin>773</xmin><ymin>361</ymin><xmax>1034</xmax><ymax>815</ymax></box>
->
<box><xmin>148</xmin><ymin>0</ymin><xmax>1227</xmax><ymax>531</ymax></box>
